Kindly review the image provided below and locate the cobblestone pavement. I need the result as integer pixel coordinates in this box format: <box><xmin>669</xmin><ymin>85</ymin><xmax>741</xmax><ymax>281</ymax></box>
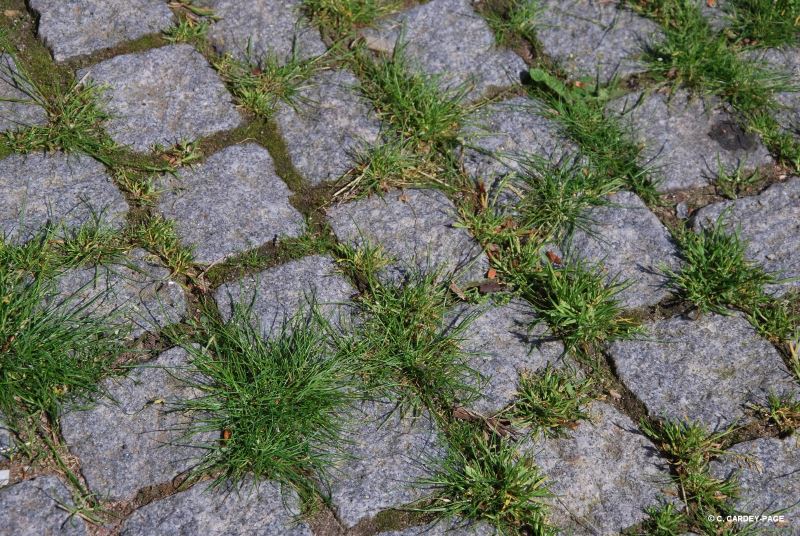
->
<box><xmin>0</xmin><ymin>0</ymin><xmax>799</xmax><ymax>535</ymax></box>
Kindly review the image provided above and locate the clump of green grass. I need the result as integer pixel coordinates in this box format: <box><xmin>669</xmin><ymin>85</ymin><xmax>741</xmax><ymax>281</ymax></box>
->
<box><xmin>510</xmin><ymin>155</ymin><xmax>624</xmax><ymax>243</ymax></box>
<box><xmin>214</xmin><ymin>50</ymin><xmax>325</xmax><ymax>118</ymax></box>
<box><xmin>115</xmin><ymin>169</ymin><xmax>160</xmax><ymax>206</ymax></box>
<box><xmin>154</xmin><ymin>139</ymin><xmax>202</xmax><ymax>169</ymax></box>
<box><xmin>0</xmin><ymin>243</ymin><xmax>124</xmax><ymax>438</ymax></box>
<box><xmin>56</xmin><ymin>216</ymin><xmax>129</xmax><ymax>268</ymax></box>
<box><xmin>357</xmin><ymin>42</ymin><xmax>472</xmax><ymax>150</ymax></box>
<box><xmin>482</xmin><ymin>0</ymin><xmax>539</xmax><ymax>47</ymax></box>
<box><xmin>747</xmin><ymin>289</ymin><xmax>800</xmax><ymax>348</ymax></box>
<box><xmin>133</xmin><ymin>216</ymin><xmax>194</xmax><ymax>275</ymax></box>
<box><xmin>164</xmin><ymin>18</ymin><xmax>211</xmax><ymax>44</ymax></box>
<box><xmin>754</xmin><ymin>392</ymin><xmax>800</xmax><ymax>434</ymax></box>
<box><xmin>642</xmin><ymin>419</ymin><xmax>739</xmax><ymax>518</ymax></box>
<box><xmin>176</xmin><ymin>302</ymin><xmax>355</xmax><ymax>501</ymax></box>
<box><xmin>713</xmin><ymin>159</ymin><xmax>762</xmax><ymax>200</ymax></box>
<box><xmin>420</xmin><ymin>422</ymin><xmax>554</xmax><ymax>535</ymax></box>
<box><xmin>303</xmin><ymin>0</ymin><xmax>402</xmax><ymax>33</ymax></box>
<box><xmin>641</xmin><ymin>503</ymin><xmax>689</xmax><ymax>535</ymax></box>
<box><xmin>662</xmin><ymin>213</ymin><xmax>777</xmax><ymax>314</ymax></box>
<box><xmin>526</xmin><ymin>68</ymin><xmax>659</xmax><ymax>204</ymax></box>
<box><xmin>504</xmin><ymin>365</ymin><xmax>594</xmax><ymax>437</ymax></box>
<box><xmin>339</xmin><ymin>269</ymin><xmax>479</xmax><ymax>413</ymax></box>
<box><xmin>725</xmin><ymin>0</ymin><xmax>800</xmax><ymax>48</ymax></box>
<box><xmin>511</xmin><ymin>258</ymin><xmax>639</xmax><ymax>352</ymax></box>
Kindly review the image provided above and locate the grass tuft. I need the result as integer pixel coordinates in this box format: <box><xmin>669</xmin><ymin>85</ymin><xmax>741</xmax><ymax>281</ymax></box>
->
<box><xmin>133</xmin><ymin>216</ymin><xmax>194</xmax><ymax>275</ymax></box>
<box><xmin>420</xmin><ymin>422</ymin><xmax>554</xmax><ymax>535</ymax></box>
<box><xmin>754</xmin><ymin>392</ymin><xmax>800</xmax><ymax>434</ymax></box>
<box><xmin>176</xmin><ymin>301</ymin><xmax>355</xmax><ymax>502</ymax></box>
<box><xmin>504</xmin><ymin>365</ymin><xmax>594</xmax><ymax>437</ymax></box>
<box><xmin>303</xmin><ymin>0</ymin><xmax>402</xmax><ymax>33</ymax></box>
<box><xmin>726</xmin><ymin>0</ymin><xmax>800</xmax><ymax>48</ymax></box>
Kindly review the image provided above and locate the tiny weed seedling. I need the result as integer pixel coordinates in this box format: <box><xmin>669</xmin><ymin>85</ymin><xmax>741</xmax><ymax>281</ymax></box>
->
<box><xmin>505</xmin><ymin>365</ymin><xmax>594</xmax><ymax>437</ymax></box>
<box><xmin>176</xmin><ymin>302</ymin><xmax>355</xmax><ymax>503</ymax></box>
<box><xmin>339</xmin><ymin>269</ymin><xmax>479</xmax><ymax>414</ymax></box>
<box><xmin>663</xmin><ymin>213</ymin><xmax>777</xmax><ymax>314</ymax></box>
<box><xmin>420</xmin><ymin>422</ymin><xmax>554</xmax><ymax>535</ymax></box>
<box><xmin>215</xmin><ymin>49</ymin><xmax>326</xmax><ymax>118</ymax></box>
<box><xmin>154</xmin><ymin>139</ymin><xmax>203</xmax><ymax>169</ymax></box>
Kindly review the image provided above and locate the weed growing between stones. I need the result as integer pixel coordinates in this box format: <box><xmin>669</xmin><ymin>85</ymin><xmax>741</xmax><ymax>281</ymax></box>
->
<box><xmin>215</xmin><ymin>51</ymin><xmax>328</xmax><ymax>119</ymax></box>
<box><xmin>713</xmin><ymin>159</ymin><xmax>763</xmax><ymax>200</ymax></box>
<box><xmin>725</xmin><ymin>0</ymin><xmax>800</xmax><ymax>48</ymax></box>
<box><xmin>641</xmin><ymin>419</ymin><xmax>740</xmax><ymax>531</ymax></box>
<box><xmin>132</xmin><ymin>215</ymin><xmax>195</xmax><ymax>276</ymax></box>
<box><xmin>753</xmin><ymin>393</ymin><xmax>800</xmax><ymax>435</ymax></box>
<box><xmin>503</xmin><ymin>365</ymin><xmax>594</xmax><ymax>438</ymax></box>
<box><xmin>419</xmin><ymin>422</ymin><xmax>554</xmax><ymax>535</ymax></box>
<box><xmin>639</xmin><ymin>503</ymin><xmax>689</xmax><ymax>535</ymax></box>
<box><xmin>175</xmin><ymin>302</ymin><xmax>355</xmax><ymax>505</ymax></box>
<box><xmin>302</xmin><ymin>0</ymin><xmax>403</xmax><ymax>35</ymax></box>
<box><xmin>56</xmin><ymin>216</ymin><xmax>130</xmax><ymax>268</ymax></box>
<box><xmin>153</xmin><ymin>139</ymin><xmax>203</xmax><ymax>169</ymax></box>
<box><xmin>337</xmin><ymin>270</ymin><xmax>481</xmax><ymax>414</ymax></box>
<box><xmin>662</xmin><ymin>213</ymin><xmax>780</xmax><ymax>314</ymax></box>
<box><xmin>164</xmin><ymin>0</ymin><xmax>218</xmax><ymax>46</ymax></box>
<box><xmin>480</xmin><ymin>0</ymin><xmax>539</xmax><ymax>49</ymax></box>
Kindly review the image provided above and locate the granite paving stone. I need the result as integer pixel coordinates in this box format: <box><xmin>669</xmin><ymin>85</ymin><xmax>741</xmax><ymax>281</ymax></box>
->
<box><xmin>535</xmin><ymin>0</ymin><xmax>662</xmax><ymax>84</ymax></box>
<box><xmin>569</xmin><ymin>190</ymin><xmax>681</xmax><ymax>309</ymax></box>
<box><xmin>710</xmin><ymin>437</ymin><xmax>800</xmax><ymax>519</ymax></box>
<box><xmin>362</xmin><ymin>0</ymin><xmax>527</xmax><ymax>98</ymax></box>
<box><xmin>157</xmin><ymin>143</ymin><xmax>304</xmax><ymax>264</ymax></box>
<box><xmin>29</xmin><ymin>0</ymin><xmax>174</xmax><ymax>63</ymax></box>
<box><xmin>79</xmin><ymin>44</ymin><xmax>242</xmax><ymax>152</ymax></box>
<box><xmin>330</xmin><ymin>399</ymin><xmax>443</xmax><ymax>527</ymax></box>
<box><xmin>0</xmin><ymin>152</ymin><xmax>128</xmax><ymax>241</ymax></box>
<box><xmin>379</xmin><ymin>520</ymin><xmax>497</xmax><ymax>535</ymax></box>
<box><xmin>327</xmin><ymin>188</ymin><xmax>489</xmax><ymax>283</ymax></box>
<box><xmin>749</xmin><ymin>47</ymin><xmax>800</xmax><ymax>135</ymax></box>
<box><xmin>0</xmin><ymin>475</ymin><xmax>87</xmax><ymax>535</ymax></box>
<box><xmin>460</xmin><ymin>96</ymin><xmax>577</xmax><ymax>182</ymax></box>
<box><xmin>60</xmin><ymin>347</ymin><xmax>206</xmax><ymax>501</ymax></box>
<box><xmin>608</xmin><ymin>89</ymin><xmax>774</xmax><ymax>191</ymax></box>
<box><xmin>693</xmin><ymin>177</ymin><xmax>800</xmax><ymax>296</ymax></box>
<box><xmin>120</xmin><ymin>479</ymin><xmax>311</xmax><ymax>536</ymax></box>
<box><xmin>609</xmin><ymin>313</ymin><xmax>799</xmax><ymax>430</ymax></box>
<box><xmin>215</xmin><ymin>255</ymin><xmax>356</xmax><ymax>337</ymax></box>
<box><xmin>52</xmin><ymin>249</ymin><xmax>187</xmax><ymax>340</ymax></box>
<box><xmin>196</xmin><ymin>0</ymin><xmax>327</xmax><ymax>63</ymax></box>
<box><xmin>0</xmin><ymin>415</ymin><xmax>12</xmax><ymax>460</ymax></box>
<box><xmin>0</xmin><ymin>54</ymin><xmax>47</xmax><ymax>132</ymax></box>
<box><xmin>453</xmin><ymin>299</ymin><xmax>565</xmax><ymax>415</ymax></box>
<box><xmin>526</xmin><ymin>402</ymin><xmax>670</xmax><ymax>535</ymax></box>
<box><xmin>275</xmin><ymin>69</ymin><xmax>381</xmax><ymax>186</ymax></box>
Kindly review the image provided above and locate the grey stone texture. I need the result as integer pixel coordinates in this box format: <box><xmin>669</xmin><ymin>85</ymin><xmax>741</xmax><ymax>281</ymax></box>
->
<box><xmin>327</xmin><ymin>189</ymin><xmax>490</xmax><ymax>283</ymax></box>
<box><xmin>536</xmin><ymin>0</ymin><xmax>662</xmax><ymax>83</ymax></box>
<box><xmin>52</xmin><ymin>249</ymin><xmax>187</xmax><ymax>340</ymax></box>
<box><xmin>275</xmin><ymin>69</ymin><xmax>381</xmax><ymax>186</ymax></box>
<box><xmin>608</xmin><ymin>89</ymin><xmax>773</xmax><ymax>191</ymax></box>
<box><xmin>527</xmin><ymin>402</ymin><xmax>670</xmax><ymax>535</ymax></box>
<box><xmin>29</xmin><ymin>0</ymin><xmax>174</xmax><ymax>63</ymax></box>
<box><xmin>61</xmin><ymin>347</ymin><xmax>204</xmax><ymax>501</ymax></box>
<box><xmin>609</xmin><ymin>313</ymin><xmax>799</xmax><ymax>430</ymax></box>
<box><xmin>380</xmin><ymin>520</ymin><xmax>496</xmax><ymax>535</ymax></box>
<box><xmin>454</xmin><ymin>299</ymin><xmax>565</xmax><ymax>415</ymax></box>
<box><xmin>120</xmin><ymin>479</ymin><xmax>311</xmax><ymax>536</ymax></box>
<box><xmin>79</xmin><ymin>44</ymin><xmax>242</xmax><ymax>152</ymax></box>
<box><xmin>362</xmin><ymin>0</ymin><xmax>527</xmax><ymax>97</ymax></box>
<box><xmin>158</xmin><ymin>143</ymin><xmax>304</xmax><ymax>264</ymax></box>
<box><xmin>0</xmin><ymin>414</ymin><xmax>12</xmax><ymax>459</ymax></box>
<box><xmin>215</xmin><ymin>255</ymin><xmax>355</xmax><ymax>338</ymax></box>
<box><xmin>751</xmin><ymin>47</ymin><xmax>800</xmax><ymax>135</ymax></box>
<box><xmin>197</xmin><ymin>0</ymin><xmax>326</xmax><ymax>63</ymax></box>
<box><xmin>710</xmin><ymin>437</ymin><xmax>800</xmax><ymax>519</ymax></box>
<box><xmin>693</xmin><ymin>177</ymin><xmax>800</xmax><ymax>296</ymax></box>
<box><xmin>0</xmin><ymin>475</ymin><xmax>88</xmax><ymax>535</ymax></box>
<box><xmin>460</xmin><ymin>96</ymin><xmax>577</xmax><ymax>181</ymax></box>
<box><xmin>0</xmin><ymin>54</ymin><xmax>47</xmax><ymax>132</ymax></box>
<box><xmin>569</xmin><ymin>190</ymin><xmax>681</xmax><ymax>309</ymax></box>
<box><xmin>331</xmin><ymin>400</ymin><xmax>443</xmax><ymax>527</ymax></box>
<box><xmin>0</xmin><ymin>152</ymin><xmax>128</xmax><ymax>241</ymax></box>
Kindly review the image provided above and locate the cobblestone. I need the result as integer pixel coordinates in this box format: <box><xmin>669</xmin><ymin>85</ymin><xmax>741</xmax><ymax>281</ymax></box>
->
<box><xmin>51</xmin><ymin>249</ymin><xmax>187</xmax><ymax>340</ymax></box>
<box><xmin>61</xmin><ymin>347</ymin><xmax>206</xmax><ymax>501</ymax></box>
<box><xmin>609</xmin><ymin>313</ymin><xmax>799</xmax><ymax>430</ymax></box>
<box><xmin>570</xmin><ymin>190</ymin><xmax>681</xmax><ymax>309</ymax></box>
<box><xmin>0</xmin><ymin>54</ymin><xmax>47</xmax><ymax>132</ymax></box>
<box><xmin>80</xmin><ymin>44</ymin><xmax>242</xmax><ymax>152</ymax></box>
<box><xmin>158</xmin><ymin>143</ymin><xmax>304</xmax><ymax>264</ymax></box>
<box><xmin>275</xmin><ymin>69</ymin><xmax>381</xmax><ymax>186</ymax></box>
<box><xmin>536</xmin><ymin>0</ymin><xmax>662</xmax><ymax>83</ymax></box>
<box><xmin>197</xmin><ymin>0</ymin><xmax>327</xmax><ymax>63</ymax></box>
<box><xmin>693</xmin><ymin>177</ymin><xmax>800</xmax><ymax>296</ymax></box>
<box><xmin>0</xmin><ymin>152</ymin><xmax>128</xmax><ymax>241</ymax></box>
<box><xmin>327</xmin><ymin>189</ymin><xmax>489</xmax><ymax>283</ymax></box>
<box><xmin>608</xmin><ymin>89</ymin><xmax>773</xmax><ymax>191</ymax></box>
<box><xmin>215</xmin><ymin>255</ymin><xmax>356</xmax><ymax>337</ymax></box>
<box><xmin>362</xmin><ymin>0</ymin><xmax>527</xmax><ymax>98</ymax></box>
<box><xmin>121</xmin><ymin>479</ymin><xmax>311</xmax><ymax>535</ymax></box>
<box><xmin>0</xmin><ymin>476</ymin><xmax>87</xmax><ymax>535</ymax></box>
<box><xmin>29</xmin><ymin>0</ymin><xmax>174</xmax><ymax>63</ymax></box>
